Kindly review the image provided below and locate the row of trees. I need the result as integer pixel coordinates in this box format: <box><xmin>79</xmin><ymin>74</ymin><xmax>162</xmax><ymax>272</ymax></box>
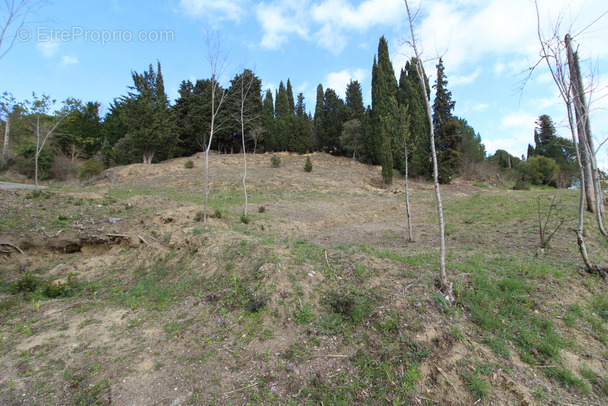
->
<box><xmin>2</xmin><ymin>39</ymin><xmax>489</xmax><ymax>187</ymax></box>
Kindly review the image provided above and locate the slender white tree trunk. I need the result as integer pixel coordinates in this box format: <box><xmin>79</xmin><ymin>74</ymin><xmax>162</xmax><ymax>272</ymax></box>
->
<box><xmin>404</xmin><ymin>0</ymin><xmax>453</xmax><ymax>301</ymax></box>
<box><xmin>404</xmin><ymin>144</ymin><xmax>413</xmax><ymax>243</ymax></box>
<box><xmin>2</xmin><ymin>114</ymin><xmax>10</xmax><ymax>164</ymax></box>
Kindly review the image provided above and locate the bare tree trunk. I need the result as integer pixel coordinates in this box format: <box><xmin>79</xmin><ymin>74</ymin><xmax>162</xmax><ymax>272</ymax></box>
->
<box><xmin>404</xmin><ymin>144</ymin><xmax>413</xmax><ymax>243</ymax></box>
<box><xmin>2</xmin><ymin>114</ymin><xmax>9</xmax><ymax>164</ymax></box>
<box><xmin>35</xmin><ymin>116</ymin><xmax>40</xmax><ymax>191</ymax></box>
<box><xmin>565</xmin><ymin>34</ymin><xmax>597</xmax><ymax>214</ymax></box>
<box><xmin>203</xmin><ymin>31</ymin><xmax>228</xmax><ymax>225</ymax></box>
<box><xmin>241</xmin><ymin>87</ymin><xmax>248</xmax><ymax>218</ymax></box>
<box><xmin>404</xmin><ymin>0</ymin><xmax>453</xmax><ymax>302</ymax></box>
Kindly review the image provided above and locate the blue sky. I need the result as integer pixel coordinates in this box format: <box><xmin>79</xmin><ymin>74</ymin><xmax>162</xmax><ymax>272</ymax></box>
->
<box><xmin>1</xmin><ymin>0</ymin><xmax>607</xmax><ymax>167</ymax></box>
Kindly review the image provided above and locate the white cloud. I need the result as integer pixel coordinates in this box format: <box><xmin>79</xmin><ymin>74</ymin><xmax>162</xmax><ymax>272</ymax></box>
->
<box><xmin>472</xmin><ymin>102</ymin><xmax>489</xmax><ymax>112</ymax></box>
<box><xmin>449</xmin><ymin>67</ymin><xmax>482</xmax><ymax>86</ymax></box>
<box><xmin>311</xmin><ymin>0</ymin><xmax>404</xmax><ymax>52</ymax></box>
<box><xmin>37</xmin><ymin>40</ymin><xmax>59</xmax><ymax>57</ymax></box>
<box><xmin>178</xmin><ymin>0</ymin><xmax>244</xmax><ymax>21</ymax></box>
<box><xmin>59</xmin><ymin>55</ymin><xmax>78</xmax><ymax>67</ymax></box>
<box><xmin>256</xmin><ymin>1</ymin><xmax>310</xmax><ymax>50</ymax></box>
<box><xmin>325</xmin><ymin>68</ymin><xmax>367</xmax><ymax>98</ymax></box>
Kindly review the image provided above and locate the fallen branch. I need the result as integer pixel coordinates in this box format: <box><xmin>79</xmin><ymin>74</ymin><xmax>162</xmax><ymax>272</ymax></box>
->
<box><xmin>138</xmin><ymin>235</ymin><xmax>148</xmax><ymax>245</ymax></box>
<box><xmin>223</xmin><ymin>382</ymin><xmax>258</xmax><ymax>395</ymax></box>
<box><xmin>0</xmin><ymin>242</ymin><xmax>24</xmax><ymax>255</ymax></box>
<box><xmin>107</xmin><ymin>233</ymin><xmax>129</xmax><ymax>238</ymax></box>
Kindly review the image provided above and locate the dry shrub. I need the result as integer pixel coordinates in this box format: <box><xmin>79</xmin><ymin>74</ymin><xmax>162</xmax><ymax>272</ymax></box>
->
<box><xmin>50</xmin><ymin>155</ymin><xmax>78</xmax><ymax>181</ymax></box>
<box><xmin>459</xmin><ymin>161</ymin><xmax>498</xmax><ymax>181</ymax></box>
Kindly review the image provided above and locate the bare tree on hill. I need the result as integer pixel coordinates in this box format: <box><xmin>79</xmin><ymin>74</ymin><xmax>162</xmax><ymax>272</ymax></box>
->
<box><xmin>404</xmin><ymin>0</ymin><xmax>454</xmax><ymax>302</ymax></box>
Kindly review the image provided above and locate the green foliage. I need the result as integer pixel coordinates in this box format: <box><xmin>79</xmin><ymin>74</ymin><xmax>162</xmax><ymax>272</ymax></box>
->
<box><xmin>304</xmin><ymin>156</ymin><xmax>313</xmax><ymax>172</ymax></box>
<box><xmin>78</xmin><ymin>158</ymin><xmax>105</xmax><ymax>181</ymax></box>
<box><xmin>270</xmin><ymin>154</ymin><xmax>281</xmax><ymax>168</ymax></box>
<box><xmin>16</xmin><ymin>145</ymin><xmax>54</xmax><ymax>179</ymax></box>
<box><xmin>261</xmin><ymin>89</ymin><xmax>275</xmax><ymax>151</ymax></box>
<box><xmin>11</xmin><ymin>273</ymin><xmax>41</xmax><ymax>294</ymax></box>
<box><xmin>324</xmin><ymin>290</ymin><xmax>371</xmax><ymax>324</ymax></box>
<box><xmin>184</xmin><ymin>160</ymin><xmax>194</xmax><ymax>169</ymax></box>
<box><xmin>240</xmin><ymin>214</ymin><xmax>250</xmax><ymax>224</ymax></box>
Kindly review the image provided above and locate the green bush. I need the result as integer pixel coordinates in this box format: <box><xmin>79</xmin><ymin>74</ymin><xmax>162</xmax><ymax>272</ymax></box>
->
<box><xmin>78</xmin><ymin>158</ymin><xmax>105</xmax><ymax>181</ymax></box>
<box><xmin>184</xmin><ymin>160</ymin><xmax>194</xmax><ymax>169</ymax></box>
<box><xmin>304</xmin><ymin>156</ymin><xmax>313</xmax><ymax>172</ymax></box>
<box><xmin>520</xmin><ymin>156</ymin><xmax>559</xmax><ymax>185</ymax></box>
<box><xmin>270</xmin><ymin>154</ymin><xmax>281</xmax><ymax>168</ymax></box>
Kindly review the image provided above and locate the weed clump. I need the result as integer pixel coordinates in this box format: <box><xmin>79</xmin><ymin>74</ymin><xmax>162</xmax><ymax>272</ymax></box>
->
<box><xmin>194</xmin><ymin>211</ymin><xmax>204</xmax><ymax>222</ymax></box>
<box><xmin>78</xmin><ymin>158</ymin><xmax>105</xmax><ymax>181</ymax></box>
<box><xmin>11</xmin><ymin>273</ymin><xmax>40</xmax><ymax>294</ymax></box>
<box><xmin>240</xmin><ymin>214</ymin><xmax>250</xmax><ymax>224</ymax></box>
<box><xmin>513</xmin><ymin>179</ymin><xmax>530</xmax><ymax>190</ymax></box>
<box><xmin>258</xmin><ymin>206</ymin><xmax>266</xmax><ymax>213</ymax></box>
<box><xmin>184</xmin><ymin>160</ymin><xmax>194</xmax><ymax>169</ymax></box>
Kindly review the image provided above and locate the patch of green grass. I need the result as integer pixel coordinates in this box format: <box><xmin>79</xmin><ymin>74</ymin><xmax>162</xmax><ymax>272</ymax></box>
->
<box><xmin>546</xmin><ymin>366</ymin><xmax>590</xmax><ymax>394</ymax></box>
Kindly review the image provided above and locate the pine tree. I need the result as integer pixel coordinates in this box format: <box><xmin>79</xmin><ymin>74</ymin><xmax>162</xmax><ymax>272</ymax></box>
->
<box><xmin>345</xmin><ymin>80</ymin><xmax>365</xmax><ymax>122</ymax></box>
<box><xmin>432</xmin><ymin>58</ymin><xmax>461</xmax><ymax>183</ymax></box>
<box><xmin>122</xmin><ymin>61</ymin><xmax>174</xmax><ymax>164</ymax></box>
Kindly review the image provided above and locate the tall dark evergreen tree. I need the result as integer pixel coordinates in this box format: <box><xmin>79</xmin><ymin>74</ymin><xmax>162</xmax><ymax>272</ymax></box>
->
<box><xmin>345</xmin><ymin>80</ymin><xmax>365</xmax><ymax>122</ymax></box>
<box><xmin>225</xmin><ymin>69</ymin><xmax>263</xmax><ymax>153</ymax></box>
<box><xmin>293</xmin><ymin>93</ymin><xmax>313</xmax><ymax>153</ymax></box>
<box><xmin>286</xmin><ymin>79</ymin><xmax>295</xmax><ymax>113</ymax></box>
<box><xmin>319</xmin><ymin>88</ymin><xmax>346</xmax><ymax>153</ymax></box>
<box><xmin>533</xmin><ymin>114</ymin><xmax>576</xmax><ymax>185</ymax></box>
<box><xmin>432</xmin><ymin>58</ymin><xmax>461</xmax><ymax>183</ymax></box>
<box><xmin>371</xmin><ymin>36</ymin><xmax>398</xmax><ymax>184</ymax></box>
<box><xmin>313</xmin><ymin>84</ymin><xmax>324</xmax><ymax>150</ymax></box>
<box><xmin>399</xmin><ymin>58</ymin><xmax>431</xmax><ymax>176</ymax></box>
<box><xmin>274</xmin><ymin>81</ymin><xmax>290</xmax><ymax>151</ymax></box>
<box><xmin>261</xmin><ymin>89</ymin><xmax>275</xmax><ymax>152</ymax></box>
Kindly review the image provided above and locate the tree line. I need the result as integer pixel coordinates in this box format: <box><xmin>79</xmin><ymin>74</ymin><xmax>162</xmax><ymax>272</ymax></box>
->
<box><xmin>1</xmin><ymin>38</ymin><xmax>581</xmax><ymax>189</ymax></box>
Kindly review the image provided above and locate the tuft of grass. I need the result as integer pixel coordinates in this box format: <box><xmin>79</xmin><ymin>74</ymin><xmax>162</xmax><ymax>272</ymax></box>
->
<box><xmin>240</xmin><ymin>214</ymin><xmax>250</xmax><ymax>224</ymax></box>
<box><xmin>184</xmin><ymin>160</ymin><xmax>194</xmax><ymax>169</ymax></box>
<box><xmin>294</xmin><ymin>303</ymin><xmax>314</xmax><ymax>324</ymax></box>
<box><xmin>463</xmin><ymin>373</ymin><xmax>491</xmax><ymax>399</ymax></box>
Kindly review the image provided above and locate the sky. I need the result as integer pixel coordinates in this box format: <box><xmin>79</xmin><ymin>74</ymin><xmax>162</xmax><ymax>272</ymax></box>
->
<box><xmin>1</xmin><ymin>0</ymin><xmax>607</xmax><ymax>167</ymax></box>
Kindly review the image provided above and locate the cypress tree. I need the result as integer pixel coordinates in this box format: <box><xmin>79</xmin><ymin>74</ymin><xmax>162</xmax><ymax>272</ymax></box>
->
<box><xmin>286</xmin><ymin>79</ymin><xmax>295</xmax><ymax>113</ymax></box>
<box><xmin>432</xmin><ymin>58</ymin><xmax>461</xmax><ymax>183</ymax></box>
<box><xmin>371</xmin><ymin>36</ymin><xmax>397</xmax><ymax>184</ymax></box>
<box><xmin>399</xmin><ymin>58</ymin><xmax>431</xmax><ymax>177</ymax></box>
<box><xmin>313</xmin><ymin>84</ymin><xmax>324</xmax><ymax>150</ymax></box>
<box><xmin>274</xmin><ymin>81</ymin><xmax>290</xmax><ymax>151</ymax></box>
<box><xmin>262</xmin><ymin>89</ymin><xmax>275</xmax><ymax>152</ymax></box>
<box><xmin>320</xmin><ymin>88</ymin><xmax>346</xmax><ymax>153</ymax></box>
<box><xmin>293</xmin><ymin>93</ymin><xmax>313</xmax><ymax>153</ymax></box>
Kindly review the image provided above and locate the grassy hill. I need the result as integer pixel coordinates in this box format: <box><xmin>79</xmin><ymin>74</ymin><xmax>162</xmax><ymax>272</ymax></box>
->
<box><xmin>1</xmin><ymin>152</ymin><xmax>607</xmax><ymax>405</ymax></box>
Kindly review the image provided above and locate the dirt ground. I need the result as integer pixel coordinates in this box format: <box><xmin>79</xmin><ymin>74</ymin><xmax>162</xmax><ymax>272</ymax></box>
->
<box><xmin>1</xmin><ymin>152</ymin><xmax>607</xmax><ymax>405</ymax></box>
